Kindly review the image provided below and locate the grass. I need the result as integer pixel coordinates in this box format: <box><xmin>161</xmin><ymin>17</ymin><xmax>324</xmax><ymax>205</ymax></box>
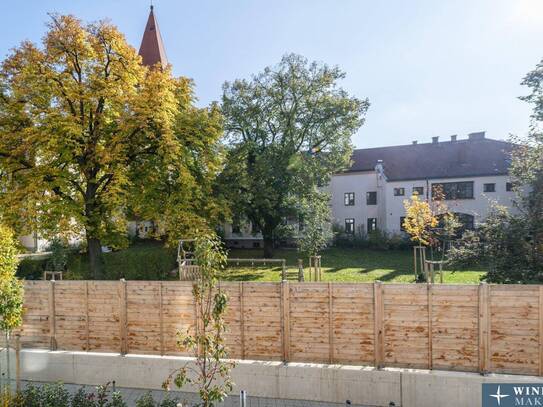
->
<box><xmin>18</xmin><ymin>241</ymin><xmax>486</xmax><ymax>283</ymax></box>
<box><xmin>221</xmin><ymin>247</ymin><xmax>486</xmax><ymax>283</ymax></box>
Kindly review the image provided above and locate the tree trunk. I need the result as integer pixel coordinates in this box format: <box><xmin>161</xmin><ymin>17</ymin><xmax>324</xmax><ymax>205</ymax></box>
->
<box><xmin>263</xmin><ymin>236</ymin><xmax>274</xmax><ymax>258</ymax></box>
<box><xmin>87</xmin><ymin>235</ymin><xmax>104</xmax><ymax>279</ymax></box>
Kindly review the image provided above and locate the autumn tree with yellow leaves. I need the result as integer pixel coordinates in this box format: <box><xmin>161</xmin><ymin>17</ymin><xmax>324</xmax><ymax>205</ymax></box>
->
<box><xmin>403</xmin><ymin>191</ymin><xmax>461</xmax><ymax>281</ymax></box>
<box><xmin>0</xmin><ymin>15</ymin><xmax>223</xmax><ymax>278</ymax></box>
<box><xmin>402</xmin><ymin>193</ymin><xmax>438</xmax><ymax>247</ymax></box>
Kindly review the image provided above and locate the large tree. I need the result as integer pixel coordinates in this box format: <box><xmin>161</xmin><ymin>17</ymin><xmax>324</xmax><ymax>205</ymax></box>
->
<box><xmin>0</xmin><ymin>15</ymin><xmax>223</xmax><ymax>277</ymax></box>
<box><xmin>221</xmin><ymin>54</ymin><xmax>368</xmax><ymax>256</ymax></box>
<box><xmin>449</xmin><ymin>58</ymin><xmax>543</xmax><ymax>283</ymax></box>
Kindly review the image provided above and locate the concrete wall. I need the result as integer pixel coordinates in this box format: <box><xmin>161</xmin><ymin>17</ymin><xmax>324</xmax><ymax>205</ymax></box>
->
<box><xmin>15</xmin><ymin>349</ymin><xmax>543</xmax><ymax>407</ymax></box>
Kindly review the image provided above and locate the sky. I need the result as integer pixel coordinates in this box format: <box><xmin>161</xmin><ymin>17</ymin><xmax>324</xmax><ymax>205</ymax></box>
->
<box><xmin>1</xmin><ymin>0</ymin><xmax>542</xmax><ymax>148</ymax></box>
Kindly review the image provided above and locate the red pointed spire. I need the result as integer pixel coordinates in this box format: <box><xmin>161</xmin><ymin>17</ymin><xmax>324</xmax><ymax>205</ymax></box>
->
<box><xmin>138</xmin><ymin>5</ymin><xmax>168</xmax><ymax>68</ymax></box>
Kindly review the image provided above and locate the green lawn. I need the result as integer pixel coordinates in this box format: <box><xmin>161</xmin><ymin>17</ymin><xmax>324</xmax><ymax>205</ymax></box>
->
<box><xmin>221</xmin><ymin>247</ymin><xmax>486</xmax><ymax>283</ymax></box>
<box><xmin>18</xmin><ymin>241</ymin><xmax>485</xmax><ymax>283</ymax></box>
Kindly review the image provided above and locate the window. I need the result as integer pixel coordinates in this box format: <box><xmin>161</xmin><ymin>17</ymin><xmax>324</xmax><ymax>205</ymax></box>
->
<box><xmin>483</xmin><ymin>183</ymin><xmax>495</xmax><ymax>193</ymax></box>
<box><xmin>506</xmin><ymin>182</ymin><xmax>513</xmax><ymax>192</ymax></box>
<box><xmin>394</xmin><ymin>188</ymin><xmax>405</xmax><ymax>196</ymax></box>
<box><xmin>344</xmin><ymin>192</ymin><xmax>355</xmax><ymax>206</ymax></box>
<box><xmin>400</xmin><ymin>216</ymin><xmax>406</xmax><ymax>232</ymax></box>
<box><xmin>432</xmin><ymin>181</ymin><xmax>474</xmax><ymax>200</ymax></box>
<box><xmin>366</xmin><ymin>191</ymin><xmax>377</xmax><ymax>205</ymax></box>
<box><xmin>413</xmin><ymin>186</ymin><xmax>424</xmax><ymax>196</ymax></box>
<box><xmin>367</xmin><ymin>218</ymin><xmax>377</xmax><ymax>233</ymax></box>
<box><xmin>456</xmin><ymin>213</ymin><xmax>475</xmax><ymax>230</ymax></box>
<box><xmin>345</xmin><ymin>218</ymin><xmax>355</xmax><ymax>234</ymax></box>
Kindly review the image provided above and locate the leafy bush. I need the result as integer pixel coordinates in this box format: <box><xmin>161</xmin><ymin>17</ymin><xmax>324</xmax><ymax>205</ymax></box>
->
<box><xmin>135</xmin><ymin>392</ymin><xmax>155</xmax><ymax>407</ymax></box>
<box><xmin>17</xmin><ymin>241</ymin><xmax>178</xmax><ymax>281</ymax></box>
<box><xmin>13</xmin><ymin>382</ymin><xmax>127</xmax><ymax>407</ymax></box>
<box><xmin>17</xmin><ymin>257</ymin><xmax>47</xmax><ymax>280</ymax></box>
<box><xmin>135</xmin><ymin>391</ymin><xmax>179</xmax><ymax>407</ymax></box>
<box><xmin>332</xmin><ymin>224</ymin><xmax>410</xmax><ymax>251</ymax></box>
<box><xmin>68</xmin><ymin>241</ymin><xmax>177</xmax><ymax>280</ymax></box>
<box><xmin>46</xmin><ymin>238</ymin><xmax>70</xmax><ymax>272</ymax></box>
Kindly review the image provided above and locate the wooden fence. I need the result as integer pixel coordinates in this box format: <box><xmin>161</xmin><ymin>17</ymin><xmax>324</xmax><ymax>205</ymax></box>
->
<box><xmin>16</xmin><ymin>280</ymin><xmax>542</xmax><ymax>376</ymax></box>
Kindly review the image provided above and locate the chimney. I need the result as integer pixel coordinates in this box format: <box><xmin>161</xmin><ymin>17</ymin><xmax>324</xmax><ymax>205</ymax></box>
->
<box><xmin>450</xmin><ymin>135</ymin><xmax>457</xmax><ymax>142</ymax></box>
<box><xmin>412</xmin><ymin>141</ymin><xmax>418</xmax><ymax>145</ymax></box>
<box><xmin>468</xmin><ymin>131</ymin><xmax>485</xmax><ymax>141</ymax></box>
<box><xmin>432</xmin><ymin>136</ymin><xmax>439</xmax><ymax>144</ymax></box>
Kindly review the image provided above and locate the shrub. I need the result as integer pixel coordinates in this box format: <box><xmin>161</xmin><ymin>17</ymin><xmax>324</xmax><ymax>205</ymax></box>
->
<box><xmin>0</xmin><ymin>225</ymin><xmax>24</xmax><ymax>336</ymax></box>
<box><xmin>135</xmin><ymin>392</ymin><xmax>179</xmax><ymax>407</ymax></box>
<box><xmin>15</xmin><ymin>382</ymin><xmax>127</xmax><ymax>407</ymax></box>
<box><xmin>46</xmin><ymin>238</ymin><xmax>70</xmax><ymax>272</ymax></box>
<box><xmin>66</xmin><ymin>241</ymin><xmax>177</xmax><ymax>280</ymax></box>
<box><xmin>17</xmin><ymin>257</ymin><xmax>47</xmax><ymax>280</ymax></box>
<box><xmin>135</xmin><ymin>392</ymin><xmax>155</xmax><ymax>407</ymax></box>
<box><xmin>71</xmin><ymin>388</ymin><xmax>97</xmax><ymax>407</ymax></box>
<box><xmin>332</xmin><ymin>225</ymin><xmax>410</xmax><ymax>251</ymax></box>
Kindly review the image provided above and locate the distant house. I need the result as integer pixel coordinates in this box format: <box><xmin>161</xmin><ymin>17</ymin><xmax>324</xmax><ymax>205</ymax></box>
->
<box><xmin>224</xmin><ymin>132</ymin><xmax>516</xmax><ymax>247</ymax></box>
<box><xmin>330</xmin><ymin>132</ymin><xmax>515</xmax><ymax>236</ymax></box>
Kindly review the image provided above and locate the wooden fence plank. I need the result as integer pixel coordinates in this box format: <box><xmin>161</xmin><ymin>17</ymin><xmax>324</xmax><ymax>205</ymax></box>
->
<box><xmin>328</xmin><ymin>282</ymin><xmax>334</xmax><ymax>364</ymax></box>
<box><xmin>539</xmin><ymin>286</ymin><xmax>543</xmax><ymax>376</ymax></box>
<box><xmin>119</xmin><ymin>279</ymin><xmax>127</xmax><ymax>355</ymax></box>
<box><xmin>281</xmin><ymin>281</ymin><xmax>290</xmax><ymax>362</ymax></box>
<box><xmin>48</xmin><ymin>281</ymin><xmax>56</xmax><ymax>351</ymax></box>
<box><xmin>159</xmin><ymin>282</ymin><xmax>164</xmax><ymax>356</ymax></box>
<box><xmin>478</xmin><ymin>282</ymin><xmax>489</xmax><ymax>374</ymax></box>
<box><xmin>373</xmin><ymin>281</ymin><xmax>384</xmax><ymax>368</ymax></box>
<box><xmin>85</xmin><ymin>282</ymin><xmax>90</xmax><ymax>351</ymax></box>
<box><xmin>428</xmin><ymin>283</ymin><xmax>433</xmax><ymax>370</ymax></box>
<box><xmin>240</xmin><ymin>282</ymin><xmax>245</xmax><ymax>360</ymax></box>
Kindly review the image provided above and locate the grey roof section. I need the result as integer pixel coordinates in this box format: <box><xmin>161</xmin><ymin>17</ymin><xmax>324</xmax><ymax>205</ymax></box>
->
<box><xmin>346</xmin><ymin>137</ymin><xmax>514</xmax><ymax>181</ymax></box>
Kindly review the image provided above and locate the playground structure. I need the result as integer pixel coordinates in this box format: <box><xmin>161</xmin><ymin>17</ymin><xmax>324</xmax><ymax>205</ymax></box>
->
<box><xmin>177</xmin><ymin>239</ymin><xmax>199</xmax><ymax>281</ymax></box>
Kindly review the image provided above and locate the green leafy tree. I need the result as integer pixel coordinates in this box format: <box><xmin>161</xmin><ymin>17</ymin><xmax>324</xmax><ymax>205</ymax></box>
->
<box><xmin>449</xmin><ymin>58</ymin><xmax>543</xmax><ymax>283</ymax></box>
<box><xmin>220</xmin><ymin>54</ymin><xmax>368</xmax><ymax>256</ymax></box>
<box><xmin>0</xmin><ymin>15</ymin><xmax>223</xmax><ymax>278</ymax></box>
<box><xmin>298</xmin><ymin>188</ymin><xmax>333</xmax><ymax>257</ymax></box>
<box><xmin>163</xmin><ymin>234</ymin><xmax>233</xmax><ymax>407</ymax></box>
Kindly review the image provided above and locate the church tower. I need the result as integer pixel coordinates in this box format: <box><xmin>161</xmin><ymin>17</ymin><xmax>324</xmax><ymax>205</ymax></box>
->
<box><xmin>138</xmin><ymin>5</ymin><xmax>168</xmax><ymax>68</ymax></box>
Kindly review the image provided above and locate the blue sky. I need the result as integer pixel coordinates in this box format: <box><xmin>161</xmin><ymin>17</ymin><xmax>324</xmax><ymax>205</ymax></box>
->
<box><xmin>1</xmin><ymin>0</ymin><xmax>542</xmax><ymax>148</ymax></box>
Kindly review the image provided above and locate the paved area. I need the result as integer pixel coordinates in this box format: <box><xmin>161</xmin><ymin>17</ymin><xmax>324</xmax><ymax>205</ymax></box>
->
<box><xmin>19</xmin><ymin>381</ymin><xmax>371</xmax><ymax>407</ymax></box>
